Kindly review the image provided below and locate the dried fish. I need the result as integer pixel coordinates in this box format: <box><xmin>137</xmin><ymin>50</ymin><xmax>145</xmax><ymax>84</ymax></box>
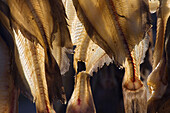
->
<box><xmin>13</xmin><ymin>28</ymin><xmax>53</xmax><ymax>112</ymax></box>
<box><xmin>5</xmin><ymin>0</ymin><xmax>73</xmax><ymax>112</ymax></box>
<box><xmin>72</xmin><ymin>0</ymin><xmax>151</xmax><ymax>112</ymax></box>
<box><xmin>147</xmin><ymin>0</ymin><xmax>170</xmax><ymax>112</ymax></box>
<box><xmin>64</xmin><ymin>0</ymin><xmax>113</xmax><ymax>112</ymax></box>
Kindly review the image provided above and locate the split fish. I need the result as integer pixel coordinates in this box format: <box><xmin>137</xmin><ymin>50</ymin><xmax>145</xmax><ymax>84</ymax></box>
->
<box><xmin>63</xmin><ymin>0</ymin><xmax>113</xmax><ymax>112</ymax></box>
<box><xmin>72</xmin><ymin>0</ymin><xmax>151</xmax><ymax>112</ymax></box>
<box><xmin>6</xmin><ymin>0</ymin><xmax>73</xmax><ymax>112</ymax></box>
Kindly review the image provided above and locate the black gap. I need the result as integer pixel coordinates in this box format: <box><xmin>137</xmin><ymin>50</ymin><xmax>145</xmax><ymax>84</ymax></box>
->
<box><xmin>0</xmin><ymin>22</ymin><xmax>14</xmax><ymax>51</ymax></box>
<box><xmin>77</xmin><ymin>61</ymin><xmax>86</xmax><ymax>73</ymax></box>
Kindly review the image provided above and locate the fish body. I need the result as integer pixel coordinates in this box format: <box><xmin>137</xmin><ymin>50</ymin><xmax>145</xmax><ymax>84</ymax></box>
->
<box><xmin>64</xmin><ymin>1</ymin><xmax>112</xmax><ymax>112</ymax></box>
<box><xmin>6</xmin><ymin>0</ymin><xmax>73</xmax><ymax>112</ymax></box>
<box><xmin>72</xmin><ymin>0</ymin><xmax>151</xmax><ymax>112</ymax></box>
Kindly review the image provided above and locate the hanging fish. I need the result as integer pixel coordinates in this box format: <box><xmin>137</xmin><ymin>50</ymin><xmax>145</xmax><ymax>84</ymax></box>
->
<box><xmin>64</xmin><ymin>0</ymin><xmax>113</xmax><ymax>112</ymax></box>
<box><xmin>13</xmin><ymin>28</ymin><xmax>54</xmax><ymax>113</ymax></box>
<box><xmin>157</xmin><ymin>20</ymin><xmax>170</xmax><ymax>113</ymax></box>
<box><xmin>147</xmin><ymin>0</ymin><xmax>170</xmax><ymax>112</ymax></box>
<box><xmin>6</xmin><ymin>0</ymin><xmax>73</xmax><ymax>112</ymax></box>
<box><xmin>71</xmin><ymin>0</ymin><xmax>151</xmax><ymax>113</ymax></box>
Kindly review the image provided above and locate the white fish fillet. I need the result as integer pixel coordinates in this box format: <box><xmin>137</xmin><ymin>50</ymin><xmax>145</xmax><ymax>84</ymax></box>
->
<box><xmin>13</xmin><ymin>28</ymin><xmax>52</xmax><ymax>113</ymax></box>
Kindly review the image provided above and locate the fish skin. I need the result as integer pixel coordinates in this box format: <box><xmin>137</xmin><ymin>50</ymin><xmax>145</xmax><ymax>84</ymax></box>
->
<box><xmin>66</xmin><ymin>72</ymin><xmax>96</xmax><ymax>113</ymax></box>
<box><xmin>13</xmin><ymin>26</ymin><xmax>66</xmax><ymax>112</ymax></box>
<box><xmin>0</xmin><ymin>5</ymin><xmax>19</xmax><ymax>113</ymax></box>
<box><xmin>45</xmin><ymin>61</ymin><xmax>67</xmax><ymax>104</ymax></box>
<box><xmin>156</xmin><ymin>32</ymin><xmax>170</xmax><ymax>113</ymax></box>
<box><xmin>71</xmin><ymin>16</ymin><xmax>112</xmax><ymax>75</ymax></box>
<box><xmin>0</xmin><ymin>35</ymin><xmax>19</xmax><ymax>113</ymax></box>
<box><xmin>72</xmin><ymin>1</ymin><xmax>151</xmax><ymax>89</ymax></box>
<box><xmin>51</xmin><ymin>35</ymin><xmax>72</xmax><ymax>75</ymax></box>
